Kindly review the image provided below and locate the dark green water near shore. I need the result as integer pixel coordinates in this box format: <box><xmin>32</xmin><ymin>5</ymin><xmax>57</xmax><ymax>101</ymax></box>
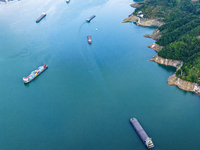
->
<box><xmin>0</xmin><ymin>0</ymin><xmax>200</xmax><ymax>150</ymax></box>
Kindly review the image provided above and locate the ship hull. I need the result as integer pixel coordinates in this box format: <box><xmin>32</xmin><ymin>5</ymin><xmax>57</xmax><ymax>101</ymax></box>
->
<box><xmin>23</xmin><ymin>64</ymin><xmax>48</xmax><ymax>83</ymax></box>
<box><xmin>130</xmin><ymin>118</ymin><xmax>154</xmax><ymax>149</ymax></box>
<box><xmin>36</xmin><ymin>13</ymin><xmax>46</xmax><ymax>23</ymax></box>
<box><xmin>87</xmin><ymin>35</ymin><xmax>92</xmax><ymax>44</ymax></box>
<box><xmin>86</xmin><ymin>15</ymin><xmax>96</xmax><ymax>22</ymax></box>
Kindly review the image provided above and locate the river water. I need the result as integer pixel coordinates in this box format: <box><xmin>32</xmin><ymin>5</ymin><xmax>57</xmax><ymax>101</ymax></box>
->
<box><xmin>0</xmin><ymin>0</ymin><xmax>200</xmax><ymax>150</ymax></box>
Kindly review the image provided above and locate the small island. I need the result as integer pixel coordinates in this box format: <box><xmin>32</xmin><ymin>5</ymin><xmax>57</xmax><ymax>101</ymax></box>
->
<box><xmin>124</xmin><ymin>0</ymin><xmax>200</xmax><ymax>96</ymax></box>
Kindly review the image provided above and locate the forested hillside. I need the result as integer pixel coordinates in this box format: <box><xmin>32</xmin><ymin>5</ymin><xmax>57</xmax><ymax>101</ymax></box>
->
<box><xmin>135</xmin><ymin>0</ymin><xmax>200</xmax><ymax>83</ymax></box>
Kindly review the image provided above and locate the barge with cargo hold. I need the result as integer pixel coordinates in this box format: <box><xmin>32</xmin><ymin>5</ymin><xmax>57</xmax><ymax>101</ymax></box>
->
<box><xmin>130</xmin><ymin>118</ymin><xmax>154</xmax><ymax>149</ymax></box>
<box><xmin>36</xmin><ymin>12</ymin><xmax>46</xmax><ymax>23</ymax></box>
<box><xmin>86</xmin><ymin>15</ymin><xmax>95</xmax><ymax>22</ymax></box>
<box><xmin>23</xmin><ymin>64</ymin><xmax>48</xmax><ymax>83</ymax></box>
<box><xmin>87</xmin><ymin>35</ymin><xmax>92</xmax><ymax>44</ymax></box>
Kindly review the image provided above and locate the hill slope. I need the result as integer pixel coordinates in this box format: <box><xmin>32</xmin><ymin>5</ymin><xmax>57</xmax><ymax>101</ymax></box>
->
<box><xmin>136</xmin><ymin>0</ymin><xmax>200</xmax><ymax>84</ymax></box>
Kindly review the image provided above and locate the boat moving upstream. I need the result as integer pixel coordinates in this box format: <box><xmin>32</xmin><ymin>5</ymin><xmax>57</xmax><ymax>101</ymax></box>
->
<box><xmin>36</xmin><ymin>12</ymin><xmax>46</xmax><ymax>23</ymax></box>
<box><xmin>130</xmin><ymin>118</ymin><xmax>154</xmax><ymax>149</ymax></box>
<box><xmin>87</xmin><ymin>35</ymin><xmax>92</xmax><ymax>44</ymax></box>
<box><xmin>86</xmin><ymin>15</ymin><xmax>96</xmax><ymax>22</ymax></box>
<box><xmin>23</xmin><ymin>64</ymin><xmax>48</xmax><ymax>83</ymax></box>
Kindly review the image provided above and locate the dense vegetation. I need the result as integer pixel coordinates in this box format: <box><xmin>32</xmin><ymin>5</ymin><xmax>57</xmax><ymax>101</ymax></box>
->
<box><xmin>135</xmin><ymin>0</ymin><xmax>200</xmax><ymax>83</ymax></box>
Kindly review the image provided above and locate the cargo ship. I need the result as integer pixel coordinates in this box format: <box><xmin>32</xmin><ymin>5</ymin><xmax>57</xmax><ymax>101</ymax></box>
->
<box><xmin>23</xmin><ymin>64</ymin><xmax>48</xmax><ymax>83</ymax></box>
<box><xmin>130</xmin><ymin>118</ymin><xmax>154</xmax><ymax>149</ymax></box>
<box><xmin>36</xmin><ymin>12</ymin><xmax>46</xmax><ymax>23</ymax></box>
<box><xmin>87</xmin><ymin>35</ymin><xmax>92</xmax><ymax>44</ymax></box>
<box><xmin>86</xmin><ymin>15</ymin><xmax>96</xmax><ymax>22</ymax></box>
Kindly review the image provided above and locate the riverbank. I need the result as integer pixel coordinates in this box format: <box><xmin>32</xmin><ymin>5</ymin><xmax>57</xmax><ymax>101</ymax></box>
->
<box><xmin>124</xmin><ymin>2</ymin><xmax>200</xmax><ymax>96</ymax></box>
<box><xmin>150</xmin><ymin>55</ymin><xmax>183</xmax><ymax>70</ymax></box>
<box><xmin>122</xmin><ymin>14</ymin><xmax>164</xmax><ymax>27</ymax></box>
<box><xmin>130</xmin><ymin>3</ymin><xmax>142</xmax><ymax>8</ymax></box>
<box><xmin>148</xmin><ymin>43</ymin><xmax>163</xmax><ymax>52</ymax></box>
<box><xmin>168</xmin><ymin>74</ymin><xmax>200</xmax><ymax>96</ymax></box>
<box><xmin>150</xmin><ymin>55</ymin><xmax>200</xmax><ymax>96</ymax></box>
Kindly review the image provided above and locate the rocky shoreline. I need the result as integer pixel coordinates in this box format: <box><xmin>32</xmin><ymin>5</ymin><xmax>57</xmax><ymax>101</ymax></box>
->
<box><xmin>147</xmin><ymin>28</ymin><xmax>200</xmax><ymax>96</ymax></box>
<box><xmin>144</xmin><ymin>29</ymin><xmax>162</xmax><ymax>40</ymax></box>
<box><xmin>122</xmin><ymin>3</ymin><xmax>164</xmax><ymax>27</ymax></box>
<box><xmin>148</xmin><ymin>43</ymin><xmax>163</xmax><ymax>52</ymax></box>
<box><xmin>123</xmin><ymin>2</ymin><xmax>200</xmax><ymax>96</ymax></box>
<box><xmin>168</xmin><ymin>74</ymin><xmax>200</xmax><ymax>96</ymax></box>
<box><xmin>130</xmin><ymin>3</ymin><xmax>142</xmax><ymax>8</ymax></box>
<box><xmin>150</xmin><ymin>55</ymin><xmax>200</xmax><ymax>96</ymax></box>
<box><xmin>150</xmin><ymin>55</ymin><xmax>183</xmax><ymax>70</ymax></box>
<box><xmin>122</xmin><ymin>14</ymin><xmax>164</xmax><ymax>27</ymax></box>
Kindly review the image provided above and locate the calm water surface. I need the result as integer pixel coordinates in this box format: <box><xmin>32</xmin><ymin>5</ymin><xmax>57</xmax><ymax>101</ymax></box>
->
<box><xmin>0</xmin><ymin>0</ymin><xmax>200</xmax><ymax>150</ymax></box>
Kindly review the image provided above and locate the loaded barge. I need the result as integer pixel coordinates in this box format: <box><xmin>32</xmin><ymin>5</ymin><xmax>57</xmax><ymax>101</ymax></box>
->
<box><xmin>23</xmin><ymin>64</ymin><xmax>48</xmax><ymax>83</ymax></box>
<box><xmin>36</xmin><ymin>12</ymin><xmax>46</xmax><ymax>23</ymax></box>
<box><xmin>130</xmin><ymin>118</ymin><xmax>154</xmax><ymax>149</ymax></box>
<box><xmin>87</xmin><ymin>35</ymin><xmax>92</xmax><ymax>44</ymax></box>
<box><xmin>86</xmin><ymin>15</ymin><xmax>95</xmax><ymax>22</ymax></box>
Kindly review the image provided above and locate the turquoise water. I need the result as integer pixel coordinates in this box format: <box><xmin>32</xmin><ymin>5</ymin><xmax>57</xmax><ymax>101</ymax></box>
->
<box><xmin>0</xmin><ymin>0</ymin><xmax>200</xmax><ymax>150</ymax></box>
